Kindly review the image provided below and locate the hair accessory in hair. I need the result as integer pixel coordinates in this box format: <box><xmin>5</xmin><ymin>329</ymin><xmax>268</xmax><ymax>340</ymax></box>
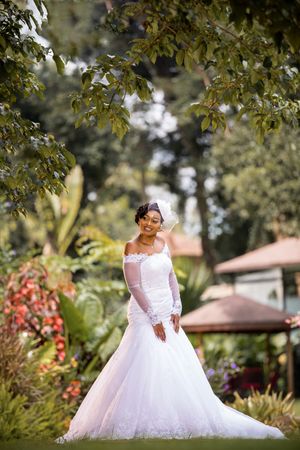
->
<box><xmin>148</xmin><ymin>199</ymin><xmax>179</xmax><ymax>232</ymax></box>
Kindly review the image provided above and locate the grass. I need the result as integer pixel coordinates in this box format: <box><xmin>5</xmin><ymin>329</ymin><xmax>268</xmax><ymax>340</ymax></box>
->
<box><xmin>1</xmin><ymin>398</ymin><xmax>299</xmax><ymax>450</ymax></box>
<box><xmin>1</xmin><ymin>436</ymin><xmax>300</xmax><ymax>450</ymax></box>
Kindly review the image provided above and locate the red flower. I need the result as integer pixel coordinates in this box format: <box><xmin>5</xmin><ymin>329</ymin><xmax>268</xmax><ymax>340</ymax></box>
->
<box><xmin>2</xmin><ymin>259</ymin><xmax>70</xmax><ymax>364</ymax></box>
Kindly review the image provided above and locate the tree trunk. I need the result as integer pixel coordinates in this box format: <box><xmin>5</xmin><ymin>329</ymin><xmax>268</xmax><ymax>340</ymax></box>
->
<box><xmin>194</xmin><ymin>168</ymin><xmax>216</xmax><ymax>270</ymax></box>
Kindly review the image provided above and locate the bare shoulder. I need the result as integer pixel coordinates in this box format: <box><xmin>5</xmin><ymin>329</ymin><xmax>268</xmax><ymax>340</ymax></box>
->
<box><xmin>156</xmin><ymin>235</ymin><xmax>166</xmax><ymax>245</ymax></box>
<box><xmin>124</xmin><ymin>240</ymin><xmax>140</xmax><ymax>255</ymax></box>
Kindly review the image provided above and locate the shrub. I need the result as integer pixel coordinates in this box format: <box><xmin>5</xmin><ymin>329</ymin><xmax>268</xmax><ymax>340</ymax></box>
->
<box><xmin>0</xmin><ymin>329</ymin><xmax>72</xmax><ymax>441</ymax></box>
<box><xmin>202</xmin><ymin>356</ymin><xmax>242</xmax><ymax>401</ymax></box>
<box><xmin>2</xmin><ymin>259</ymin><xmax>68</xmax><ymax>362</ymax></box>
<box><xmin>227</xmin><ymin>384</ymin><xmax>300</xmax><ymax>434</ymax></box>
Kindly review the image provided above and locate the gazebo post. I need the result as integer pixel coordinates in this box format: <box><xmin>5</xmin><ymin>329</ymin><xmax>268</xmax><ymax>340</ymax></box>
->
<box><xmin>286</xmin><ymin>331</ymin><xmax>294</xmax><ymax>395</ymax></box>
<box><xmin>195</xmin><ymin>333</ymin><xmax>205</xmax><ymax>361</ymax></box>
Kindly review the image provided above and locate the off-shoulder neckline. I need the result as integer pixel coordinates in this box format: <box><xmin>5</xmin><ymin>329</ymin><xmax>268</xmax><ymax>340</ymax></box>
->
<box><xmin>123</xmin><ymin>241</ymin><xmax>167</xmax><ymax>258</ymax></box>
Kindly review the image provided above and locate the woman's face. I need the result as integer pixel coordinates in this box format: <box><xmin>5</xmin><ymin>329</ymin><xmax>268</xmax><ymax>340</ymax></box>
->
<box><xmin>138</xmin><ymin>209</ymin><xmax>162</xmax><ymax>236</ymax></box>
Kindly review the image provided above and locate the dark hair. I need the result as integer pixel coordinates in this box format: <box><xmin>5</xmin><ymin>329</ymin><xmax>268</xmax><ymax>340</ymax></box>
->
<box><xmin>135</xmin><ymin>202</ymin><xmax>164</xmax><ymax>225</ymax></box>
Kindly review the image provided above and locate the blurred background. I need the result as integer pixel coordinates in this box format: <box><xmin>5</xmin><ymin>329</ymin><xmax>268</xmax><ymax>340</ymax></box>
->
<box><xmin>1</xmin><ymin>0</ymin><xmax>300</xmax><ymax>442</ymax></box>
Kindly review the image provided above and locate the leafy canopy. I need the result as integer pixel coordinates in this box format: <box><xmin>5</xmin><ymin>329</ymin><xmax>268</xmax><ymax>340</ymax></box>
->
<box><xmin>73</xmin><ymin>0</ymin><xmax>300</xmax><ymax>141</ymax></box>
<box><xmin>0</xmin><ymin>0</ymin><xmax>75</xmax><ymax>215</ymax></box>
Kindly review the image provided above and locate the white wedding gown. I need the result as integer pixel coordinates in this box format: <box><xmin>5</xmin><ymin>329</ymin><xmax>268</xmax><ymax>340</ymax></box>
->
<box><xmin>56</xmin><ymin>243</ymin><xmax>285</xmax><ymax>441</ymax></box>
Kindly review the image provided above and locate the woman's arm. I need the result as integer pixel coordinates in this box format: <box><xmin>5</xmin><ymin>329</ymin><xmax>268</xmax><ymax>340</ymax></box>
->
<box><xmin>123</xmin><ymin>257</ymin><xmax>162</xmax><ymax>326</ymax></box>
<box><xmin>169</xmin><ymin>268</ymin><xmax>182</xmax><ymax>316</ymax></box>
<box><xmin>165</xmin><ymin>243</ymin><xmax>182</xmax><ymax>316</ymax></box>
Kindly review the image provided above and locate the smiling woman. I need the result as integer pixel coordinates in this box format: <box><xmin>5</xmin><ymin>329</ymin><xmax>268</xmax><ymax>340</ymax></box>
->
<box><xmin>56</xmin><ymin>199</ymin><xmax>285</xmax><ymax>442</ymax></box>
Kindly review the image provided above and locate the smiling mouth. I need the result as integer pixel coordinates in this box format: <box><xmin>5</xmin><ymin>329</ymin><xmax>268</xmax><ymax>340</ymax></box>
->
<box><xmin>144</xmin><ymin>227</ymin><xmax>152</xmax><ymax>231</ymax></box>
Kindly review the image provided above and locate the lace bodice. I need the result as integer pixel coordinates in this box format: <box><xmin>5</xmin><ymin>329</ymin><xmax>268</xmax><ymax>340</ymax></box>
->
<box><xmin>123</xmin><ymin>242</ymin><xmax>182</xmax><ymax>325</ymax></box>
<box><xmin>123</xmin><ymin>241</ymin><xmax>169</xmax><ymax>263</ymax></box>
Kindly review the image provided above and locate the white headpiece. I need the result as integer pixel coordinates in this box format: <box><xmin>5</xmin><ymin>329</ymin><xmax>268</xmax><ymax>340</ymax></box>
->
<box><xmin>148</xmin><ymin>198</ymin><xmax>179</xmax><ymax>232</ymax></box>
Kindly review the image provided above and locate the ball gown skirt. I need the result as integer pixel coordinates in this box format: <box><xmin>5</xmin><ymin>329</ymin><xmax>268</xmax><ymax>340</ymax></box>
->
<box><xmin>55</xmin><ymin>249</ymin><xmax>285</xmax><ymax>441</ymax></box>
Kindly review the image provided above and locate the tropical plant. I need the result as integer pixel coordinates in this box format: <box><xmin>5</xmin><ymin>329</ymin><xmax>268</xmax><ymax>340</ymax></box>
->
<box><xmin>174</xmin><ymin>257</ymin><xmax>212</xmax><ymax>314</ymax></box>
<box><xmin>22</xmin><ymin>165</ymin><xmax>85</xmax><ymax>256</ymax></box>
<box><xmin>58</xmin><ymin>288</ymin><xmax>127</xmax><ymax>378</ymax></box>
<box><xmin>0</xmin><ymin>328</ymin><xmax>72</xmax><ymax>441</ymax></box>
<box><xmin>227</xmin><ymin>385</ymin><xmax>300</xmax><ymax>434</ymax></box>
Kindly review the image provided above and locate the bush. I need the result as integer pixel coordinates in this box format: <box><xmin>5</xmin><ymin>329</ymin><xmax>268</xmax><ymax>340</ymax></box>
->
<box><xmin>2</xmin><ymin>259</ymin><xmax>68</xmax><ymax>362</ymax></box>
<box><xmin>0</xmin><ymin>329</ymin><xmax>72</xmax><ymax>441</ymax></box>
<box><xmin>227</xmin><ymin>385</ymin><xmax>300</xmax><ymax>434</ymax></box>
<box><xmin>203</xmin><ymin>357</ymin><xmax>242</xmax><ymax>401</ymax></box>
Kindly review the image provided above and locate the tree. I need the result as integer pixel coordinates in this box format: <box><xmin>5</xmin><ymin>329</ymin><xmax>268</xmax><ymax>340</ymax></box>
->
<box><xmin>73</xmin><ymin>0</ymin><xmax>300</xmax><ymax>142</ymax></box>
<box><xmin>0</xmin><ymin>0</ymin><xmax>75</xmax><ymax>215</ymax></box>
<box><xmin>212</xmin><ymin>123</ymin><xmax>300</xmax><ymax>245</ymax></box>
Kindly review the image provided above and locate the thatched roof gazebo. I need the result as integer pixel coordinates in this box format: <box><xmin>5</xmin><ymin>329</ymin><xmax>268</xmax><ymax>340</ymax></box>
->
<box><xmin>180</xmin><ymin>295</ymin><xmax>295</xmax><ymax>393</ymax></box>
<box><xmin>215</xmin><ymin>238</ymin><xmax>300</xmax><ymax>274</ymax></box>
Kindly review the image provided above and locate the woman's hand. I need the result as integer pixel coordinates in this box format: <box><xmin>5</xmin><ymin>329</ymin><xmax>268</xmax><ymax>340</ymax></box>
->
<box><xmin>170</xmin><ymin>313</ymin><xmax>180</xmax><ymax>333</ymax></box>
<box><xmin>152</xmin><ymin>322</ymin><xmax>166</xmax><ymax>342</ymax></box>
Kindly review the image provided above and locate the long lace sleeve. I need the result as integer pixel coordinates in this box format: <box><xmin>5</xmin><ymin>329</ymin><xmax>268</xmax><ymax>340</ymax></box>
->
<box><xmin>165</xmin><ymin>244</ymin><xmax>182</xmax><ymax>316</ymax></box>
<box><xmin>123</xmin><ymin>257</ymin><xmax>162</xmax><ymax>326</ymax></box>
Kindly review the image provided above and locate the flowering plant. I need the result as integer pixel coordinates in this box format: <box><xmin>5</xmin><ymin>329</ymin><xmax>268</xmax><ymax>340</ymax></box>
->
<box><xmin>195</xmin><ymin>348</ymin><xmax>242</xmax><ymax>400</ymax></box>
<box><xmin>3</xmin><ymin>259</ymin><xmax>69</xmax><ymax>362</ymax></box>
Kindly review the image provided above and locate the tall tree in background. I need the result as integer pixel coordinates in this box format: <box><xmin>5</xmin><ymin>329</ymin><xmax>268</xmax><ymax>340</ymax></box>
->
<box><xmin>212</xmin><ymin>123</ymin><xmax>300</xmax><ymax>246</ymax></box>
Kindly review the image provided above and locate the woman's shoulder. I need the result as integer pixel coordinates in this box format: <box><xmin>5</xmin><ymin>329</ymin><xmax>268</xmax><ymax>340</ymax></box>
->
<box><xmin>123</xmin><ymin>236</ymin><xmax>166</xmax><ymax>255</ymax></box>
<box><xmin>124</xmin><ymin>239</ymin><xmax>140</xmax><ymax>256</ymax></box>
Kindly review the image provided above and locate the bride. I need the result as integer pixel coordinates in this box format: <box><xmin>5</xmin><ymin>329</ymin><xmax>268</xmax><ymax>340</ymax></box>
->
<box><xmin>56</xmin><ymin>199</ymin><xmax>285</xmax><ymax>442</ymax></box>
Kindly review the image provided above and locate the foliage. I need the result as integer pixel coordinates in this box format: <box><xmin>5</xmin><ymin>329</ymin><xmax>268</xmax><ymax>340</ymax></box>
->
<box><xmin>212</xmin><ymin>124</ymin><xmax>300</xmax><ymax>243</ymax></box>
<box><xmin>0</xmin><ymin>0</ymin><xmax>75</xmax><ymax>215</ymax></box>
<box><xmin>74</xmin><ymin>0</ymin><xmax>300</xmax><ymax>141</ymax></box>
<box><xmin>202</xmin><ymin>356</ymin><xmax>242</xmax><ymax>401</ymax></box>
<box><xmin>174</xmin><ymin>257</ymin><xmax>212</xmax><ymax>314</ymax></box>
<box><xmin>0</xmin><ymin>244</ymin><xmax>37</xmax><ymax>279</ymax></box>
<box><xmin>0</xmin><ymin>329</ymin><xmax>71</xmax><ymax>441</ymax></box>
<box><xmin>75</xmin><ymin>225</ymin><xmax>125</xmax><ymax>268</ymax></box>
<box><xmin>227</xmin><ymin>385</ymin><xmax>300</xmax><ymax>434</ymax></box>
<box><xmin>59</xmin><ymin>284</ymin><xmax>127</xmax><ymax>378</ymax></box>
<box><xmin>0</xmin><ymin>233</ymin><xmax>128</xmax><ymax>422</ymax></box>
<box><xmin>2</xmin><ymin>259</ymin><xmax>70</xmax><ymax>362</ymax></box>
<box><xmin>26</xmin><ymin>164</ymin><xmax>84</xmax><ymax>255</ymax></box>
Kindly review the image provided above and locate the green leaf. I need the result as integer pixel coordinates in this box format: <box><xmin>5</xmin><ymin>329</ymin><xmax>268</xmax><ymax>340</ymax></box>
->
<box><xmin>98</xmin><ymin>327</ymin><xmax>122</xmax><ymax>361</ymax></box>
<box><xmin>176</xmin><ymin>49</ymin><xmax>185</xmax><ymax>66</ymax></box>
<box><xmin>184</xmin><ymin>53</ymin><xmax>193</xmax><ymax>72</ymax></box>
<box><xmin>58</xmin><ymin>292</ymin><xmax>89</xmax><ymax>341</ymax></box>
<box><xmin>32</xmin><ymin>341</ymin><xmax>56</xmax><ymax>364</ymax></box>
<box><xmin>97</xmin><ymin>113</ymin><xmax>109</xmax><ymax>129</ymax></box>
<box><xmin>201</xmin><ymin>116</ymin><xmax>210</xmax><ymax>131</ymax></box>
<box><xmin>82</xmin><ymin>72</ymin><xmax>92</xmax><ymax>89</ymax></box>
<box><xmin>71</xmin><ymin>98</ymin><xmax>81</xmax><ymax>114</ymax></box>
<box><xmin>75</xmin><ymin>115</ymin><xmax>84</xmax><ymax>129</ymax></box>
<box><xmin>53</xmin><ymin>54</ymin><xmax>64</xmax><ymax>75</ymax></box>
<box><xmin>149</xmin><ymin>50</ymin><xmax>157</xmax><ymax>64</ymax></box>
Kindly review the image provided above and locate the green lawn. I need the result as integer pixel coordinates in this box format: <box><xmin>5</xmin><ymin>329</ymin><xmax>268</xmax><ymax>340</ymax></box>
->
<box><xmin>1</xmin><ymin>436</ymin><xmax>300</xmax><ymax>450</ymax></box>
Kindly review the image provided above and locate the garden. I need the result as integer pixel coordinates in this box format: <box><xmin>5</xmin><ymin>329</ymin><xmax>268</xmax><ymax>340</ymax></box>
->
<box><xmin>1</xmin><ymin>0</ymin><xmax>300</xmax><ymax>446</ymax></box>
